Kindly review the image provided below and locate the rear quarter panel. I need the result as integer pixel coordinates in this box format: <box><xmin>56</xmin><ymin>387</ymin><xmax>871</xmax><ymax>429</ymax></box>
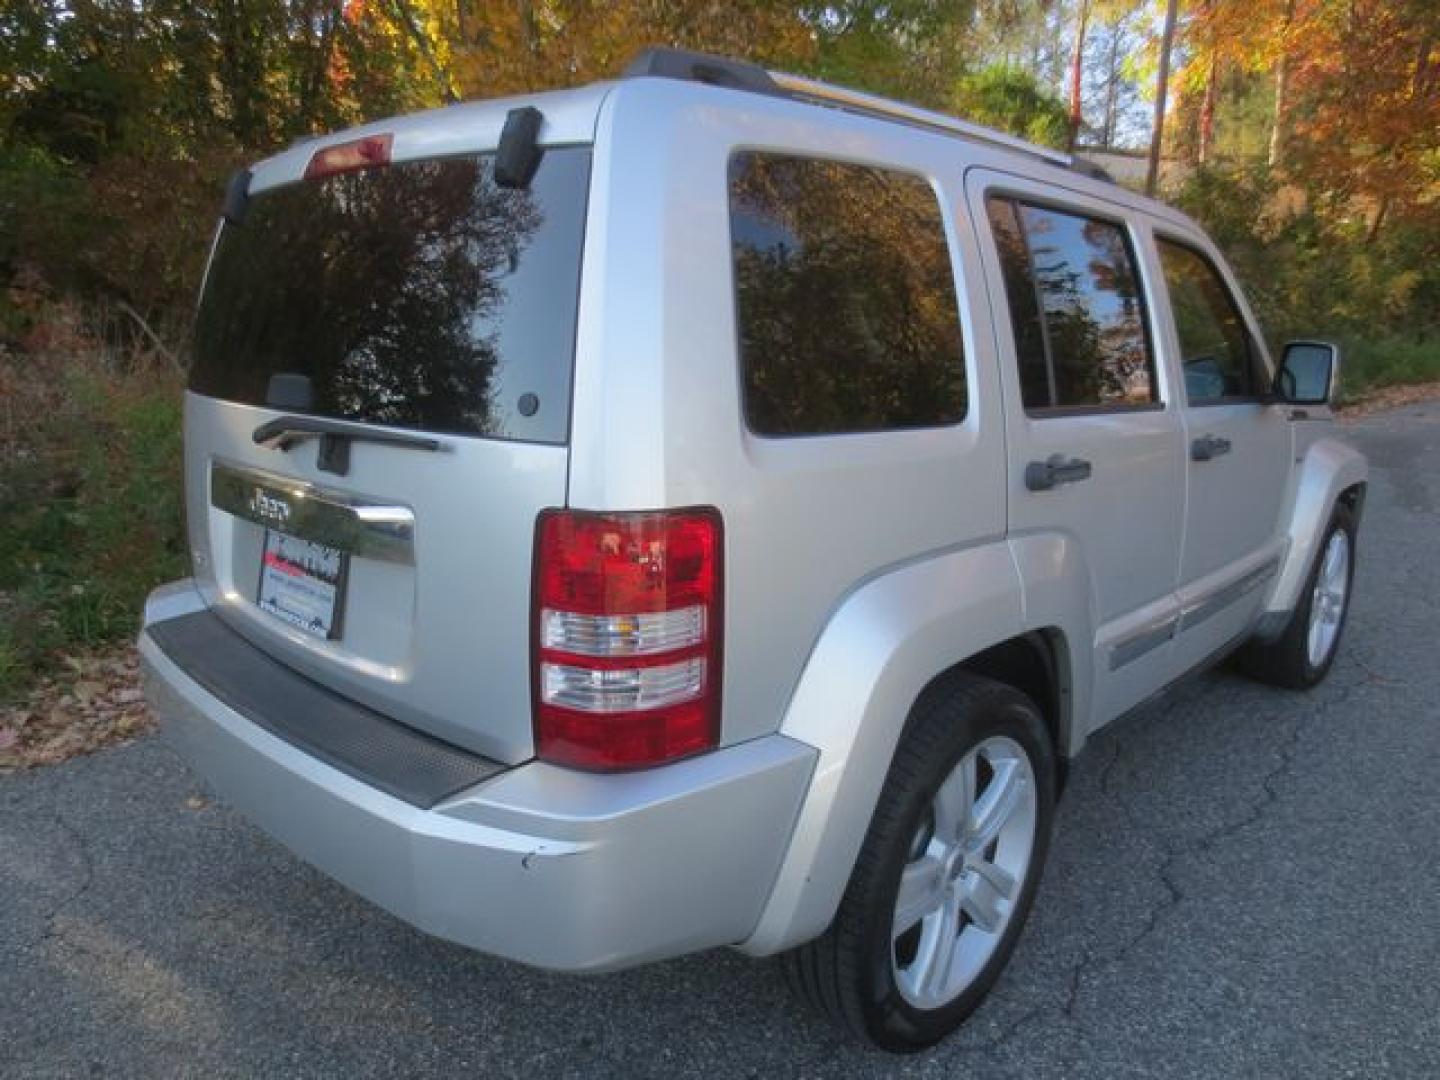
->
<box><xmin>568</xmin><ymin>78</ymin><xmax>1010</xmax><ymax>748</ymax></box>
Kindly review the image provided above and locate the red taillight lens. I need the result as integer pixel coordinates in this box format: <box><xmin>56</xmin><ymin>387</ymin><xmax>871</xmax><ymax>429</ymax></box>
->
<box><xmin>303</xmin><ymin>134</ymin><xmax>393</xmax><ymax>181</ymax></box>
<box><xmin>533</xmin><ymin>509</ymin><xmax>723</xmax><ymax>770</ymax></box>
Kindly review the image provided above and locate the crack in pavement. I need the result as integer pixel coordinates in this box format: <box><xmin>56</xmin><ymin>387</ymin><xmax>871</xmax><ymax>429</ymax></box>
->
<box><xmin>32</xmin><ymin>796</ymin><xmax>97</xmax><ymax>953</ymax></box>
<box><xmin>1043</xmin><ymin>664</ymin><xmax>1371</xmax><ymax>1059</ymax></box>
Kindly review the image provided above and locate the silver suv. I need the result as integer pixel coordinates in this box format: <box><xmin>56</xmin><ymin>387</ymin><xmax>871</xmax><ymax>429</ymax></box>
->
<box><xmin>140</xmin><ymin>48</ymin><xmax>1367</xmax><ymax>1050</ymax></box>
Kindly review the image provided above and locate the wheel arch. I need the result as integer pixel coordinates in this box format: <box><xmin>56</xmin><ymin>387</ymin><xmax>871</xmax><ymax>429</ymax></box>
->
<box><xmin>952</xmin><ymin>628</ymin><xmax>1074</xmax><ymax>784</ymax></box>
<box><xmin>1258</xmin><ymin>436</ymin><xmax>1368</xmax><ymax>637</ymax></box>
<box><xmin>738</xmin><ymin>541</ymin><xmax>1080</xmax><ymax>957</ymax></box>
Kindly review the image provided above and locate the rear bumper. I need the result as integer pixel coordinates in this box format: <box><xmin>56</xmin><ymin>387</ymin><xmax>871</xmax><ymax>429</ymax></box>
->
<box><xmin>139</xmin><ymin>581</ymin><xmax>815</xmax><ymax>973</ymax></box>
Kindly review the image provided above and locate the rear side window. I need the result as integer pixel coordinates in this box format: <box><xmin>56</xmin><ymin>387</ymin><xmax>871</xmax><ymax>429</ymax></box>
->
<box><xmin>986</xmin><ymin>196</ymin><xmax>1156</xmax><ymax>412</ymax></box>
<box><xmin>1156</xmin><ymin>239</ymin><xmax>1264</xmax><ymax>402</ymax></box>
<box><xmin>728</xmin><ymin>152</ymin><xmax>966</xmax><ymax>436</ymax></box>
<box><xmin>191</xmin><ymin>147</ymin><xmax>591</xmax><ymax>445</ymax></box>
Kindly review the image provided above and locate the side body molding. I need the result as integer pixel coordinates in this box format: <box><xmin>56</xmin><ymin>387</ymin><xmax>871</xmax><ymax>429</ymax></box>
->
<box><xmin>1258</xmin><ymin>435</ymin><xmax>1368</xmax><ymax>635</ymax></box>
<box><xmin>739</xmin><ymin>541</ymin><xmax>1025</xmax><ymax>956</ymax></box>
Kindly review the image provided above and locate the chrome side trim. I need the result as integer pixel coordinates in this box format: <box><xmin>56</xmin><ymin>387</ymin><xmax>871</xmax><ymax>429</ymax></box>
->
<box><xmin>1109</xmin><ymin>616</ymin><xmax>1177</xmax><ymax>671</ymax></box>
<box><xmin>210</xmin><ymin>461</ymin><xmax>414</xmax><ymax>565</ymax></box>
<box><xmin>1178</xmin><ymin>559</ymin><xmax>1279</xmax><ymax>634</ymax></box>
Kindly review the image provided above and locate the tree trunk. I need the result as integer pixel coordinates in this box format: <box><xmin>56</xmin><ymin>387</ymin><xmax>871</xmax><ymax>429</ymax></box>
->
<box><xmin>1145</xmin><ymin>0</ymin><xmax>1180</xmax><ymax>196</ymax></box>
<box><xmin>518</xmin><ymin>0</ymin><xmax>537</xmax><ymax>54</ymax></box>
<box><xmin>1268</xmin><ymin>0</ymin><xmax>1295</xmax><ymax>169</ymax></box>
<box><xmin>1067</xmin><ymin>0</ymin><xmax>1091</xmax><ymax>152</ymax></box>
<box><xmin>216</xmin><ymin>0</ymin><xmax>264</xmax><ymax>145</ymax></box>
<box><xmin>1102</xmin><ymin>24</ymin><xmax>1121</xmax><ymax>149</ymax></box>
<box><xmin>1365</xmin><ymin>196</ymin><xmax>1389</xmax><ymax>245</ymax></box>
<box><xmin>1198</xmin><ymin>53</ymin><xmax>1218</xmax><ymax>165</ymax></box>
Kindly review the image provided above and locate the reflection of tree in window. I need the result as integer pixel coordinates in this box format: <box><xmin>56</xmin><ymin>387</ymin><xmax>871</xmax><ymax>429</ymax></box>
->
<box><xmin>191</xmin><ymin>151</ymin><xmax>589</xmax><ymax>441</ymax></box>
<box><xmin>1157</xmin><ymin>240</ymin><xmax>1256</xmax><ymax>401</ymax></box>
<box><xmin>1018</xmin><ymin>205</ymin><xmax>1152</xmax><ymax>409</ymax></box>
<box><xmin>728</xmin><ymin>154</ymin><xmax>966</xmax><ymax>436</ymax></box>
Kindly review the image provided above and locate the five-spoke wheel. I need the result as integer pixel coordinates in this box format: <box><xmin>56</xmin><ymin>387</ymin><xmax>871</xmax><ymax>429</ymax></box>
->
<box><xmin>782</xmin><ymin>674</ymin><xmax>1056</xmax><ymax>1051</ymax></box>
<box><xmin>1240</xmin><ymin>500</ymin><xmax>1357</xmax><ymax>689</ymax></box>
<box><xmin>891</xmin><ymin>736</ymin><xmax>1037</xmax><ymax>1009</ymax></box>
<box><xmin>1306</xmin><ymin>528</ymin><xmax>1350</xmax><ymax>670</ymax></box>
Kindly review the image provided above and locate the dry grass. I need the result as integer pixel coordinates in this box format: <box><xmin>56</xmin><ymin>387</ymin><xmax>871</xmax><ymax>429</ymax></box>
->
<box><xmin>1337</xmin><ymin>379</ymin><xmax>1440</xmax><ymax>420</ymax></box>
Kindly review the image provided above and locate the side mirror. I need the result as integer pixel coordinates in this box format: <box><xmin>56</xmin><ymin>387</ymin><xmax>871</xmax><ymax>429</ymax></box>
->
<box><xmin>1275</xmin><ymin>341</ymin><xmax>1340</xmax><ymax>406</ymax></box>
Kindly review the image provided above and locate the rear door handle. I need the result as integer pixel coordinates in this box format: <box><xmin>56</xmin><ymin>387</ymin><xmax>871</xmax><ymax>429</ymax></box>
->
<box><xmin>1191</xmin><ymin>434</ymin><xmax>1232</xmax><ymax>462</ymax></box>
<box><xmin>1025</xmin><ymin>454</ymin><xmax>1093</xmax><ymax>492</ymax></box>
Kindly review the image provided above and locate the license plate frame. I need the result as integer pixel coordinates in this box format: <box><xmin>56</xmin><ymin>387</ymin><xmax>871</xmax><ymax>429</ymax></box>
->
<box><xmin>256</xmin><ymin>528</ymin><xmax>349</xmax><ymax>640</ymax></box>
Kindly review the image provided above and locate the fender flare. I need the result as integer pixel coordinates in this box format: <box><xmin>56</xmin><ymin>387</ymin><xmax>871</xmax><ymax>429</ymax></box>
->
<box><xmin>1259</xmin><ymin>436</ymin><xmax>1368</xmax><ymax>635</ymax></box>
<box><xmin>738</xmin><ymin>540</ymin><xmax>1035</xmax><ymax>956</ymax></box>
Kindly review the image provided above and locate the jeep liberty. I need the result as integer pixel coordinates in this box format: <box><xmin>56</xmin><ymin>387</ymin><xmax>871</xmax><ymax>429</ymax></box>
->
<box><xmin>139</xmin><ymin>48</ymin><xmax>1367</xmax><ymax>1050</ymax></box>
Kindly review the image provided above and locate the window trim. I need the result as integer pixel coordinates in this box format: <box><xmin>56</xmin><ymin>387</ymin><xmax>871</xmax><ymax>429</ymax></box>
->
<box><xmin>1152</xmin><ymin>232</ymin><xmax>1275</xmax><ymax>408</ymax></box>
<box><xmin>726</xmin><ymin>148</ymin><xmax>971</xmax><ymax>440</ymax></box>
<box><xmin>984</xmin><ymin>191</ymin><xmax>1163</xmax><ymax>420</ymax></box>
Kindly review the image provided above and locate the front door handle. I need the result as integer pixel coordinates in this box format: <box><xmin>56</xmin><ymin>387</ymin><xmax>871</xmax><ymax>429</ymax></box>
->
<box><xmin>1025</xmin><ymin>454</ymin><xmax>1093</xmax><ymax>492</ymax></box>
<box><xmin>1191</xmin><ymin>434</ymin><xmax>1233</xmax><ymax>462</ymax></box>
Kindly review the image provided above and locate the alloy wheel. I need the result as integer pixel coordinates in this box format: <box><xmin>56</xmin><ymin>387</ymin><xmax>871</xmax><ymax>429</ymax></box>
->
<box><xmin>891</xmin><ymin>735</ymin><xmax>1038</xmax><ymax>1010</ymax></box>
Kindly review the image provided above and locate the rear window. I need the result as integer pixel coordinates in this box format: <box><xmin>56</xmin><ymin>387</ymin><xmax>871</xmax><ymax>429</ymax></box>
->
<box><xmin>728</xmin><ymin>152</ymin><xmax>967</xmax><ymax>437</ymax></box>
<box><xmin>191</xmin><ymin>147</ymin><xmax>591</xmax><ymax>445</ymax></box>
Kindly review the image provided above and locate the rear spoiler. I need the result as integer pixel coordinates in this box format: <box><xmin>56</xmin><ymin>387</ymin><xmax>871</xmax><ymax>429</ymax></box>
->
<box><xmin>223</xmin><ymin>168</ymin><xmax>251</xmax><ymax>225</ymax></box>
<box><xmin>220</xmin><ymin>101</ymin><xmax>545</xmax><ymax>220</ymax></box>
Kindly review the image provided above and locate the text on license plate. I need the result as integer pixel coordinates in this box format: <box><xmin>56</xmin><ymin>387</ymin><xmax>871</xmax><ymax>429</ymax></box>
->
<box><xmin>257</xmin><ymin>530</ymin><xmax>347</xmax><ymax>639</ymax></box>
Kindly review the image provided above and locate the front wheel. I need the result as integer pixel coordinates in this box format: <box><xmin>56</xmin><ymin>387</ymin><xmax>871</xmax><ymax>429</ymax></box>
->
<box><xmin>1240</xmin><ymin>502</ymin><xmax>1356</xmax><ymax>689</ymax></box>
<box><xmin>782</xmin><ymin>674</ymin><xmax>1056</xmax><ymax>1051</ymax></box>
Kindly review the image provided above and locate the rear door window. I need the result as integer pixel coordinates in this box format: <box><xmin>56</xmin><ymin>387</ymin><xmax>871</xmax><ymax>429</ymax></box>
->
<box><xmin>728</xmin><ymin>152</ymin><xmax>967</xmax><ymax>436</ymax></box>
<box><xmin>191</xmin><ymin>147</ymin><xmax>591</xmax><ymax>445</ymax></box>
<box><xmin>986</xmin><ymin>196</ymin><xmax>1157</xmax><ymax>412</ymax></box>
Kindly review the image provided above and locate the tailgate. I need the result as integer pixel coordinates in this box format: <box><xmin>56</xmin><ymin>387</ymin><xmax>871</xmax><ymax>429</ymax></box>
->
<box><xmin>183</xmin><ymin>143</ymin><xmax>591</xmax><ymax>763</ymax></box>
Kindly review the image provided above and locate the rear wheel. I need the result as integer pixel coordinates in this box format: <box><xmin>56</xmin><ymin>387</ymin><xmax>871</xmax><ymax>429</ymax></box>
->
<box><xmin>782</xmin><ymin>674</ymin><xmax>1056</xmax><ymax>1051</ymax></box>
<box><xmin>1240</xmin><ymin>502</ymin><xmax>1356</xmax><ymax>689</ymax></box>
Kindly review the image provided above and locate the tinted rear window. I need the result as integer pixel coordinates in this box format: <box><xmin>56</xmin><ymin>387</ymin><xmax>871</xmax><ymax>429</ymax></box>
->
<box><xmin>191</xmin><ymin>147</ymin><xmax>591</xmax><ymax>444</ymax></box>
<box><xmin>728</xmin><ymin>152</ymin><xmax>967</xmax><ymax>436</ymax></box>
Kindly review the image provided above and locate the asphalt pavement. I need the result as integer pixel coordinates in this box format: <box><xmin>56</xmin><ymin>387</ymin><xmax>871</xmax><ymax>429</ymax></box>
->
<box><xmin>3</xmin><ymin>402</ymin><xmax>1439</xmax><ymax>1079</ymax></box>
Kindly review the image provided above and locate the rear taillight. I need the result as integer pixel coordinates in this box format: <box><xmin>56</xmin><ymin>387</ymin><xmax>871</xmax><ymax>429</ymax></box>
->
<box><xmin>303</xmin><ymin>133</ymin><xmax>392</xmax><ymax>181</ymax></box>
<box><xmin>533</xmin><ymin>508</ymin><xmax>723</xmax><ymax>770</ymax></box>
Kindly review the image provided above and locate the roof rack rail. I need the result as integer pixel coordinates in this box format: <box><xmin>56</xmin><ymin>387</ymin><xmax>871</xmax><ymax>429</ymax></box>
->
<box><xmin>1068</xmin><ymin>155</ymin><xmax>1117</xmax><ymax>183</ymax></box>
<box><xmin>622</xmin><ymin>47</ymin><xmax>1080</xmax><ymax>174</ymax></box>
<box><xmin>624</xmin><ymin>47</ymin><xmax>783</xmax><ymax>96</ymax></box>
<box><xmin>766</xmin><ymin>71</ymin><xmax>1072</xmax><ymax>168</ymax></box>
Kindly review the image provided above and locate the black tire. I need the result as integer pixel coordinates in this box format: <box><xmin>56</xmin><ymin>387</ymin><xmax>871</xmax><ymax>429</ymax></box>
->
<box><xmin>780</xmin><ymin>673</ymin><xmax>1057</xmax><ymax>1052</ymax></box>
<box><xmin>1239</xmin><ymin>502</ymin><xmax>1356</xmax><ymax>690</ymax></box>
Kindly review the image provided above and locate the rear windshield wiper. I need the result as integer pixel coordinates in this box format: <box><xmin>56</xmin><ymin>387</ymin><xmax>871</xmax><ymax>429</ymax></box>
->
<box><xmin>252</xmin><ymin>415</ymin><xmax>444</xmax><ymax>476</ymax></box>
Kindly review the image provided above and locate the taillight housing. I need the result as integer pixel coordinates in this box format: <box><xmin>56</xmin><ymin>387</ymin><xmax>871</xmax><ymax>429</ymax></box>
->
<box><xmin>533</xmin><ymin>508</ymin><xmax>723</xmax><ymax>770</ymax></box>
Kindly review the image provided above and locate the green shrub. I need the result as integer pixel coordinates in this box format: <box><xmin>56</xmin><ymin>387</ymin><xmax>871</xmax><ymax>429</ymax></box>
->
<box><xmin>1338</xmin><ymin>335</ymin><xmax>1440</xmax><ymax>398</ymax></box>
<box><xmin>1169</xmin><ymin>163</ymin><xmax>1440</xmax><ymax>379</ymax></box>
<box><xmin>951</xmin><ymin>65</ymin><xmax>1070</xmax><ymax>149</ymax></box>
<box><xmin>0</xmin><ymin>345</ymin><xmax>186</xmax><ymax>699</ymax></box>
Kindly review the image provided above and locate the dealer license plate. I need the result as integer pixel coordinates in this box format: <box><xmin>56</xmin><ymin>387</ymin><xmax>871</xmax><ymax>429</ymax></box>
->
<box><xmin>256</xmin><ymin>529</ymin><xmax>348</xmax><ymax>639</ymax></box>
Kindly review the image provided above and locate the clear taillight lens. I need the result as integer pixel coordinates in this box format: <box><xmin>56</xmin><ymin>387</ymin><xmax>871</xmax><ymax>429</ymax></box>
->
<box><xmin>532</xmin><ymin>509</ymin><xmax>722</xmax><ymax>770</ymax></box>
<box><xmin>540</xmin><ymin>606</ymin><xmax>705</xmax><ymax>656</ymax></box>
